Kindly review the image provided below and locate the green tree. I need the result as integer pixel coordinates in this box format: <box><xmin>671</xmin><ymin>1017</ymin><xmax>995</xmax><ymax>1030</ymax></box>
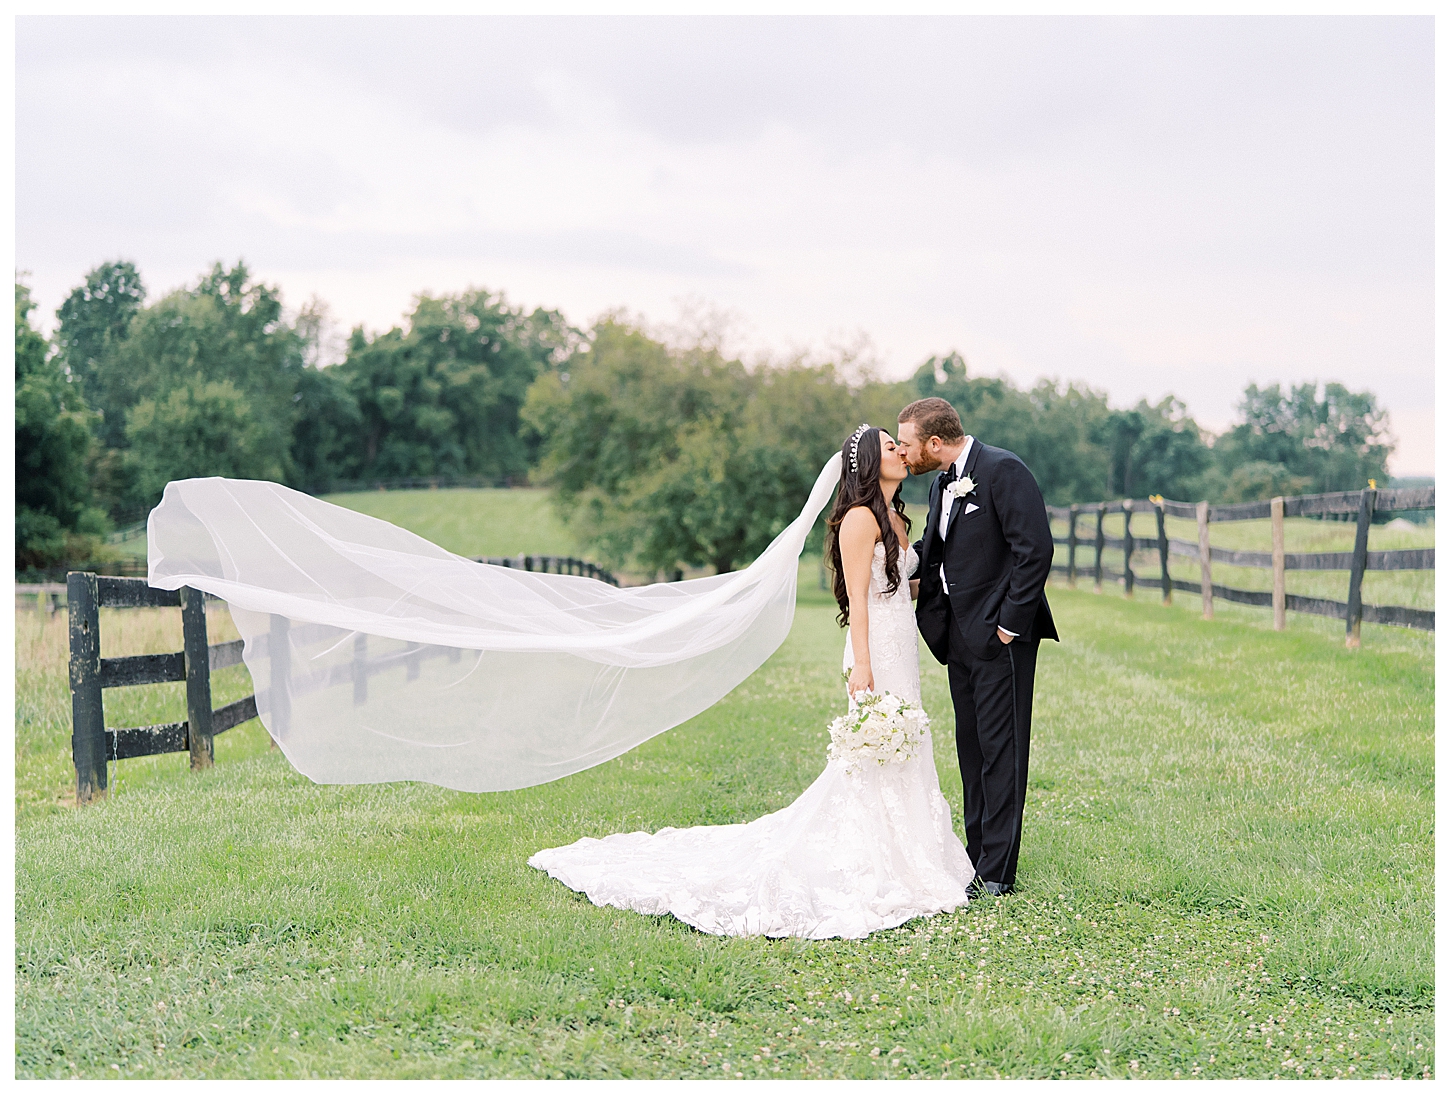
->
<box><xmin>910</xmin><ymin>353</ymin><xmax>1114</xmax><ymax>504</ymax></box>
<box><xmin>525</xmin><ymin>319</ymin><xmax>905</xmax><ymax>574</ymax></box>
<box><xmin>524</xmin><ymin>319</ymin><xmax>744</xmax><ymax>572</ymax></box>
<box><xmin>1104</xmin><ymin>396</ymin><xmax>1214</xmax><ymax>500</ymax></box>
<box><xmin>289</xmin><ymin>364</ymin><xmax>363</xmax><ymax>489</ymax></box>
<box><xmin>54</xmin><ymin>260</ymin><xmax>146</xmax><ymax>450</ymax></box>
<box><xmin>1216</xmin><ymin>460</ymin><xmax>1314</xmax><ymax>503</ymax></box>
<box><xmin>334</xmin><ymin>289</ymin><xmax>578</xmax><ymax>483</ymax></box>
<box><xmin>1214</xmin><ymin>382</ymin><xmax>1393</xmax><ymax>496</ymax></box>
<box><xmin>126</xmin><ymin>378</ymin><xmax>283</xmax><ymax>502</ymax></box>
<box><xmin>16</xmin><ymin>280</ymin><xmax>108</xmax><ymax>568</ymax></box>
<box><xmin>105</xmin><ymin>262</ymin><xmax>307</xmax><ymax>504</ymax></box>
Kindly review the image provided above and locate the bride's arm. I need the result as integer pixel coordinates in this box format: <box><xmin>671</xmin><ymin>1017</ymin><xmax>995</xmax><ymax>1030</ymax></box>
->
<box><xmin>839</xmin><ymin>507</ymin><xmax>878</xmax><ymax>696</ymax></box>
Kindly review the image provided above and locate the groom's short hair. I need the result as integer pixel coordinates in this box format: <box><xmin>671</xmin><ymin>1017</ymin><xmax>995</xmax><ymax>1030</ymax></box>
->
<box><xmin>898</xmin><ymin>398</ymin><xmax>965</xmax><ymax>443</ymax></box>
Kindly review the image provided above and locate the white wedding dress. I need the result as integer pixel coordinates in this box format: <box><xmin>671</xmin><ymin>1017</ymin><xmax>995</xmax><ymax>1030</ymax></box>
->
<box><xmin>529</xmin><ymin>542</ymin><xmax>975</xmax><ymax>939</ymax></box>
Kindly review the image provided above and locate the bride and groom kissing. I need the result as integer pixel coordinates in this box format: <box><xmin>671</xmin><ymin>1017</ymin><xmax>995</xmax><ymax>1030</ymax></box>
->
<box><xmin>531</xmin><ymin>396</ymin><xmax>1058</xmax><ymax>938</ymax></box>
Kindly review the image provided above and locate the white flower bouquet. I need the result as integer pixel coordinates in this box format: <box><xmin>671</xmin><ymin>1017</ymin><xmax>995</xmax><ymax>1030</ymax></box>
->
<box><xmin>826</xmin><ymin>689</ymin><xmax>930</xmax><ymax>772</ymax></box>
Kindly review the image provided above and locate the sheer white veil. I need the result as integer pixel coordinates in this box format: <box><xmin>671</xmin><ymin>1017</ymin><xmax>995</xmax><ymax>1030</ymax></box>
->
<box><xmin>147</xmin><ymin>454</ymin><xmax>844</xmax><ymax>792</ymax></box>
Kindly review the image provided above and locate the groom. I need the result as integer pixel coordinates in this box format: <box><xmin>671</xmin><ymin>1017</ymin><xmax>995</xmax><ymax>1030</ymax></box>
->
<box><xmin>896</xmin><ymin>398</ymin><xmax>1058</xmax><ymax>897</ymax></box>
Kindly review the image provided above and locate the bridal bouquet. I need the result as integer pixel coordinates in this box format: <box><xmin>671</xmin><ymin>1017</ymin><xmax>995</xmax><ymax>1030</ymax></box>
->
<box><xmin>826</xmin><ymin>689</ymin><xmax>930</xmax><ymax>772</ymax></box>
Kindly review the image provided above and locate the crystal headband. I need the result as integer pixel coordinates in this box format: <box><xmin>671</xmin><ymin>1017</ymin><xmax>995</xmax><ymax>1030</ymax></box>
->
<box><xmin>848</xmin><ymin>423</ymin><xmax>872</xmax><ymax>475</ymax></box>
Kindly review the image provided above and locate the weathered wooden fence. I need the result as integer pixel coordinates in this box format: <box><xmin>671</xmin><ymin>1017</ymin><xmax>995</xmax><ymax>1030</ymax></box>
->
<box><xmin>21</xmin><ymin>558</ymin><xmax>148</xmax><ymax>585</ymax></box>
<box><xmin>1047</xmin><ymin>485</ymin><xmax>1434</xmax><ymax>646</ymax></box>
<box><xmin>66</xmin><ymin>573</ymin><xmax>258</xmax><ymax>804</ymax></box>
<box><xmin>473</xmin><ymin>554</ymin><xmax>620</xmax><ymax>586</ymax></box>
<box><xmin>308</xmin><ymin>473</ymin><xmax>525</xmax><ymax>494</ymax></box>
<box><xmin>16</xmin><ymin>581</ymin><xmax>66</xmax><ymax>615</ymax></box>
<box><xmin>55</xmin><ymin>553</ymin><xmax>619</xmax><ymax>804</ymax></box>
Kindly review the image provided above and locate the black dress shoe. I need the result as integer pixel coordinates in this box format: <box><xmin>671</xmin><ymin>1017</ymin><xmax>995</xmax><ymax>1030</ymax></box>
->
<box><xmin>969</xmin><ymin>879</ymin><xmax>1013</xmax><ymax>898</ymax></box>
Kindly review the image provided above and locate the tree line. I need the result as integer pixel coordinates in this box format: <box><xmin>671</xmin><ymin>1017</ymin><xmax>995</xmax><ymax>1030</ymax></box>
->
<box><xmin>17</xmin><ymin>260</ymin><xmax>1396</xmax><ymax>574</ymax></box>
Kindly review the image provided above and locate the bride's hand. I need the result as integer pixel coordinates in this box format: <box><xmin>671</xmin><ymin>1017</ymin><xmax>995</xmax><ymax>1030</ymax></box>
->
<box><xmin>909</xmin><ymin>579</ymin><xmax>920</xmax><ymax>601</ymax></box>
<box><xmin>848</xmin><ymin>664</ymin><xmax>874</xmax><ymax>697</ymax></box>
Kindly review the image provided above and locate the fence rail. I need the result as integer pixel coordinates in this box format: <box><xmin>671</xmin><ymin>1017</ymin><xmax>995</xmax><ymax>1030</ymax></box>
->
<box><xmin>1046</xmin><ymin>485</ymin><xmax>1433</xmax><ymax>645</ymax></box>
<box><xmin>472</xmin><ymin>554</ymin><xmax>619</xmax><ymax>586</ymax></box>
<box><xmin>53</xmin><ymin>553</ymin><xmax>619</xmax><ymax>804</ymax></box>
<box><xmin>65</xmin><ymin>573</ymin><xmax>258</xmax><ymax>804</ymax></box>
<box><xmin>310</xmin><ymin>474</ymin><xmax>526</xmax><ymax>494</ymax></box>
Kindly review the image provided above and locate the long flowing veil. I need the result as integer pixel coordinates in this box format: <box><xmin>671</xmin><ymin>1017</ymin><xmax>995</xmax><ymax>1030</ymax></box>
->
<box><xmin>146</xmin><ymin>454</ymin><xmax>844</xmax><ymax>792</ymax></box>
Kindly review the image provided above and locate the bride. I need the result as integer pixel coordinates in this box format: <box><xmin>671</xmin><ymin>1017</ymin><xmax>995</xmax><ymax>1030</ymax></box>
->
<box><xmin>529</xmin><ymin>425</ymin><xmax>975</xmax><ymax>939</ymax></box>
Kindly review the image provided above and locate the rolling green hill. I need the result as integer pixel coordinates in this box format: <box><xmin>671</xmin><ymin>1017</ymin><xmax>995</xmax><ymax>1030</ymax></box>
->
<box><xmin>321</xmin><ymin>487</ymin><xmax>579</xmax><ymax>560</ymax></box>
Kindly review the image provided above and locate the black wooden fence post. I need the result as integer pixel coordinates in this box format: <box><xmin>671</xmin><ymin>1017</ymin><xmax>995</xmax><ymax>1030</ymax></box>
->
<box><xmin>1093</xmin><ymin>503</ymin><xmax>1106</xmax><ymax>593</ymax></box>
<box><xmin>1154</xmin><ymin>498</ymin><xmax>1171</xmax><ymax>605</ymax></box>
<box><xmin>1345</xmin><ymin>483</ymin><xmax>1377</xmax><ymax>648</ymax></box>
<box><xmin>67</xmin><ymin>571</ymin><xmax>107</xmax><ymax>803</ymax></box>
<box><xmin>179</xmin><ymin>586</ymin><xmax>214</xmax><ymax>769</ymax></box>
<box><xmin>1196</xmin><ymin>500</ymin><xmax>1213</xmax><ymax>620</ymax></box>
<box><xmin>1067</xmin><ymin>505</ymin><xmax>1079</xmax><ymax>588</ymax></box>
<box><xmin>1271</xmin><ymin>496</ymin><xmax>1287</xmax><ymax>631</ymax></box>
<box><xmin>1122</xmin><ymin>502</ymin><xmax>1135</xmax><ymax>597</ymax></box>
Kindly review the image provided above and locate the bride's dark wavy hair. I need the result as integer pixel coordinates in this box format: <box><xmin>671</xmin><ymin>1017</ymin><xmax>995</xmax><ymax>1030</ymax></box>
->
<box><xmin>825</xmin><ymin>426</ymin><xmax>911</xmax><ymax>628</ymax></box>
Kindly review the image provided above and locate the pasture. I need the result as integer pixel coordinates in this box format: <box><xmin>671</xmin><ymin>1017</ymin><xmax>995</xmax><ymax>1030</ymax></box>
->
<box><xmin>110</xmin><ymin>487</ymin><xmax>577</xmax><ymax>564</ymax></box>
<box><xmin>14</xmin><ymin>490</ymin><xmax>1434</xmax><ymax>1079</ymax></box>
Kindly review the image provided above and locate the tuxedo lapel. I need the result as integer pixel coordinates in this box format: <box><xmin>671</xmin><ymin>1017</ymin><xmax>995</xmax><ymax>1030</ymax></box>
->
<box><xmin>942</xmin><ymin>441</ymin><xmax>985</xmax><ymax>541</ymax></box>
<box><xmin>945</xmin><ymin>443</ymin><xmax>980</xmax><ymax>542</ymax></box>
<box><xmin>964</xmin><ymin>438</ymin><xmax>983</xmax><ymax>480</ymax></box>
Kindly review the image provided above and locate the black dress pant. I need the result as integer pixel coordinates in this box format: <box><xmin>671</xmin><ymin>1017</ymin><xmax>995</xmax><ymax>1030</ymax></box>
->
<box><xmin>947</xmin><ymin>619</ymin><xmax>1038</xmax><ymax>890</ymax></box>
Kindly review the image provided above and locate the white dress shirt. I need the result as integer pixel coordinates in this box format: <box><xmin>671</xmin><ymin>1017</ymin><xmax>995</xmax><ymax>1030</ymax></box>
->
<box><xmin>938</xmin><ymin>437</ymin><xmax>973</xmax><ymax>544</ymax></box>
<box><xmin>937</xmin><ymin>436</ymin><xmax>1016</xmax><ymax>636</ymax></box>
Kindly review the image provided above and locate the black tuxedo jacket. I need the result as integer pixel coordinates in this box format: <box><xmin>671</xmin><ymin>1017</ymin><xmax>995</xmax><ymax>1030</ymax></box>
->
<box><xmin>913</xmin><ymin>441</ymin><xmax>1059</xmax><ymax>663</ymax></box>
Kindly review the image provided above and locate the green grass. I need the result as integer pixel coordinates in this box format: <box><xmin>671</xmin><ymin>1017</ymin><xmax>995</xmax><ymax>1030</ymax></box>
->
<box><xmin>14</xmin><ymin>578</ymin><xmax>1433</xmax><ymax>1079</ymax></box>
<box><xmin>319</xmin><ymin>487</ymin><xmax>579</xmax><ymax>561</ymax></box>
<box><xmin>112</xmin><ymin>488</ymin><xmax>579</xmax><ymax>563</ymax></box>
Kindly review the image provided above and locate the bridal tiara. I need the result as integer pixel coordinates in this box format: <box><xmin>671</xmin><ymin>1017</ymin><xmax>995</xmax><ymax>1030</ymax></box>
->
<box><xmin>848</xmin><ymin>423</ymin><xmax>872</xmax><ymax>475</ymax></box>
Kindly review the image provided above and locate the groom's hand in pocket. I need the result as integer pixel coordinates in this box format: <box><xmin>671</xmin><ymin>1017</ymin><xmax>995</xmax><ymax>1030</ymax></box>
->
<box><xmin>997</xmin><ymin>627</ymin><xmax>1015</xmax><ymax>644</ymax></box>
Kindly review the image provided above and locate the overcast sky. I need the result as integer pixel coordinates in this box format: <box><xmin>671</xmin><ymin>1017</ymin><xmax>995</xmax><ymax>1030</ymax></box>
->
<box><xmin>16</xmin><ymin>15</ymin><xmax>1434</xmax><ymax>474</ymax></box>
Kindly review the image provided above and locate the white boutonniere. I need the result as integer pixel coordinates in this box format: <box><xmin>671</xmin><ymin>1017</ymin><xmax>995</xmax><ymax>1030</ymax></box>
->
<box><xmin>944</xmin><ymin>474</ymin><xmax>976</xmax><ymax>501</ymax></box>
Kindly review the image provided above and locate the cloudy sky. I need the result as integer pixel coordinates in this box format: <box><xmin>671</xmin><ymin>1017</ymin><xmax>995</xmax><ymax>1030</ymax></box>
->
<box><xmin>16</xmin><ymin>15</ymin><xmax>1434</xmax><ymax>474</ymax></box>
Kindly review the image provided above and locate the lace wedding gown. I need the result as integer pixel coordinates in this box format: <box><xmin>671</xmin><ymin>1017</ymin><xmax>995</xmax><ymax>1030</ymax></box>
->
<box><xmin>529</xmin><ymin>542</ymin><xmax>975</xmax><ymax>939</ymax></box>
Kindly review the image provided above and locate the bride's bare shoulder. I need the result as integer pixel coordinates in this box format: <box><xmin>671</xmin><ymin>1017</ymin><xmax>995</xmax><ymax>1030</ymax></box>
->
<box><xmin>839</xmin><ymin>506</ymin><xmax>880</xmax><ymax>536</ymax></box>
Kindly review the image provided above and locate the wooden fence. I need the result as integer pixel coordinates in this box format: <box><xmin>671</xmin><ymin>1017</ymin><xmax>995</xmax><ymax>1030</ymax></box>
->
<box><xmin>308</xmin><ymin>473</ymin><xmax>525</xmax><ymax>494</ymax></box>
<box><xmin>21</xmin><ymin>558</ymin><xmax>148</xmax><ymax>585</ymax></box>
<box><xmin>472</xmin><ymin>554</ymin><xmax>619</xmax><ymax>586</ymax></box>
<box><xmin>1047</xmin><ymin>484</ymin><xmax>1434</xmax><ymax>646</ymax></box>
<box><xmin>52</xmin><ymin>553</ymin><xmax>619</xmax><ymax>804</ymax></box>
<box><xmin>66</xmin><ymin>573</ymin><xmax>258</xmax><ymax>804</ymax></box>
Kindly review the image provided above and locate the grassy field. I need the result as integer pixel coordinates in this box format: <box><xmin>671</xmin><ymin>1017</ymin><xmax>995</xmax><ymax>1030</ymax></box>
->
<box><xmin>112</xmin><ymin>488</ymin><xmax>578</xmax><ymax>563</ymax></box>
<box><xmin>15</xmin><ymin>562</ymin><xmax>1433</xmax><ymax>1079</ymax></box>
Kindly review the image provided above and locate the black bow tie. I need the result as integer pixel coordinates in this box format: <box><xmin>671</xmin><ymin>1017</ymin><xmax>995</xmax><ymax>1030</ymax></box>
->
<box><xmin>942</xmin><ymin>464</ymin><xmax>959</xmax><ymax>485</ymax></box>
